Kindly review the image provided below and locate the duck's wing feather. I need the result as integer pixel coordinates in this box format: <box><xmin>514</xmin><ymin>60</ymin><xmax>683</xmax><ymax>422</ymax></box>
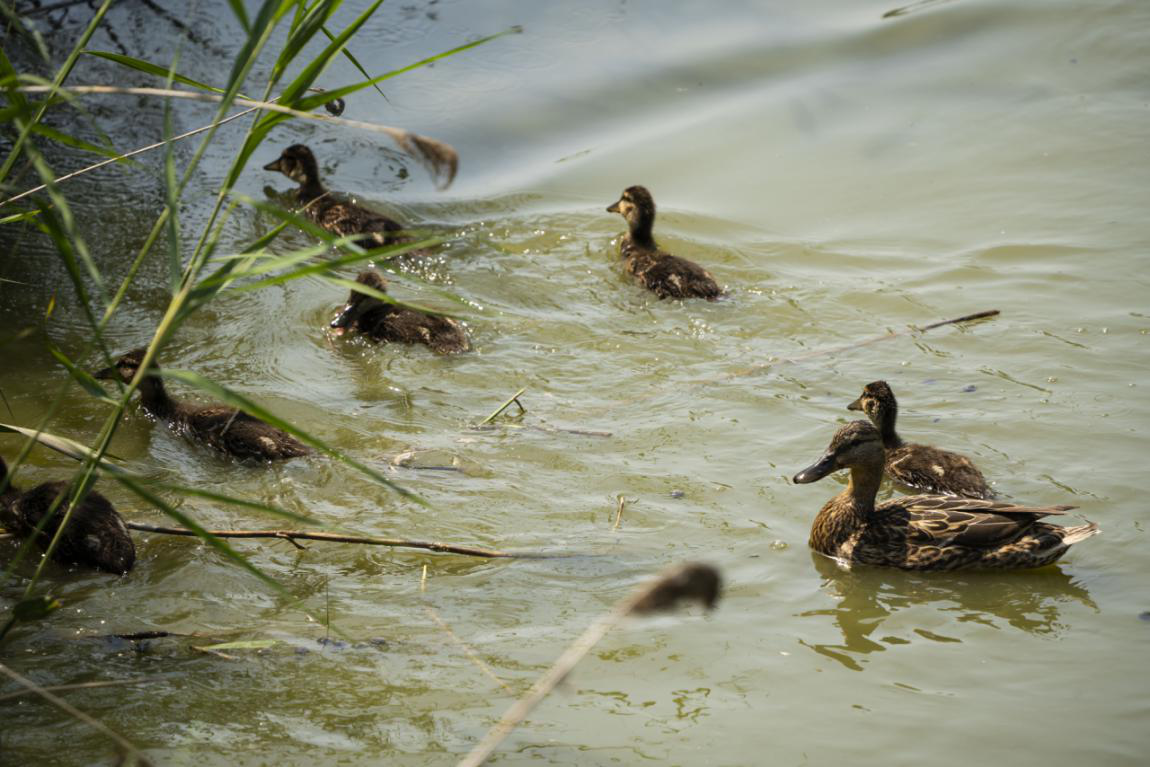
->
<box><xmin>628</xmin><ymin>251</ymin><xmax>721</xmax><ymax>299</ymax></box>
<box><xmin>884</xmin><ymin>495</ymin><xmax>1076</xmax><ymax>548</ymax></box>
<box><xmin>886</xmin><ymin>444</ymin><xmax>994</xmax><ymax>499</ymax></box>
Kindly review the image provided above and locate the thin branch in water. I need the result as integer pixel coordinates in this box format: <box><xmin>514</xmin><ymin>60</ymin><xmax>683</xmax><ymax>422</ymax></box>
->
<box><xmin>125</xmin><ymin>522</ymin><xmax>552</xmax><ymax>559</ymax></box>
<box><xmin>424</xmin><ymin>605</ymin><xmax>514</xmax><ymax>694</ymax></box>
<box><xmin>720</xmin><ymin>309</ymin><xmax>1001</xmax><ymax>381</ymax></box>
<box><xmin>0</xmin><ymin>676</ymin><xmax>166</xmax><ymax>703</ymax></box>
<box><xmin>883</xmin><ymin>0</ymin><xmax>959</xmax><ymax>19</ymax></box>
<box><xmin>456</xmin><ymin>562</ymin><xmax>722</xmax><ymax>767</ymax></box>
<box><xmin>0</xmin><ymin>662</ymin><xmax>153</xmax><ymax>766</ymax></box>
<box><xmin>477</xmin><ymin>387</ymin><xmax>527</xmax><ymax>426</ymax></box>
<box><xmin>9</xmin><ymin>85</ymin><xmax>459</xmax><ymax>189</ymax></box>
<box><xmin>612</xmin><ymin>495</ymin><xmax>627</xmax><ymax>531</ymax></box>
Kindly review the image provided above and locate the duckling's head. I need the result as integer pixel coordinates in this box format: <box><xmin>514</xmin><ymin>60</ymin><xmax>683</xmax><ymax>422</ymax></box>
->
<box><xmin>792</xmin><ymin>420</ymin><xmax>884</xmax><ymax>484</ymax></box>
<box><xmin>846</xmin><ymin>380</ymin><xmax>897</xmax><ymax>424</ymax></box>
<box><xmin>263</xmin><ymin>144</ymin><xmax>320</xmax><ymax>186</ymax></box>
<box><xmin>607</xmin><ymin>185</ymin><xmax>656</xmax><ymax>242</ymax></box>
<box><xmin>94</xmin><ymin>347</ymin><xmax>151</xmax><ymax>385</ymax></box>
<box><xmin>330</xmin><ymin>270</ymin><xmax>389</xmax><ymax>333</ymax></box>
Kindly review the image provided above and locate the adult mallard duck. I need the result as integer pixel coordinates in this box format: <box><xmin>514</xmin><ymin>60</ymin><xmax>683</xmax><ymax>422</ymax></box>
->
<box><xmin>264</xmin><ymin>144</ymin><xmax>403</xmax><ymax>248</ymax></box>
<box><xmin>330</xmin><ymin>270</ymin><xmax>470</xmax><ymax>354</ymax></box>
<box><xmin>606</xmin><ymin>185</ymin><xmax>722</xmax><ymax>300</ymax></box>
<box><xmin>848</xmin><ymin>380</ymin><xmax>994</xmax><ymax>499</ymax></box>
<box><xmin>1</xmin><ymin>456</ymin><xmax>135</xmax><ymax>574</ymax></box>
<box><xmin>94</xmin><ymin>349</ymin><xmax>312</xmax><ymax>462</ymax></box>
<box><xmin>792</xmin><ymin>421</ymin><xmax>1097</xmax><ymax>571</ymax></box>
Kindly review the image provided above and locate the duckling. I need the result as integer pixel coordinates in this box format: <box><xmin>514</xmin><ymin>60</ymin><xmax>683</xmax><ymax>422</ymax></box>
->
<box><xmin>848</xmin><ymin>380</ymin><xmax>994</xmax><ymax>499</ymax></box>
<box><xmin>330</xmin><ymin>270</ymin><xmax>470</xmax><ymax>354</ymax></box>
<box><xmin>606</xmin><ymin>185</ymin><xmax>722</xmax><ymax>300</ymax></box>
<box><xmin>0</xmin><ymin>456</ymin><xmax>135</xmax><ymax>574</ymax></box>
<box><xmin>792</xmin><ymin>421</ymin><xmax>1098</xmax><ymax>571</ymax></box>
<box><xmin>264</xmin><ymin>144</ymin><xmax>403</xmax><ymax>248</ymax></box>
<box><xmin>94</xmin><ymin>349</ymin><xmax>312</xmax><ymax>462</ymax></box>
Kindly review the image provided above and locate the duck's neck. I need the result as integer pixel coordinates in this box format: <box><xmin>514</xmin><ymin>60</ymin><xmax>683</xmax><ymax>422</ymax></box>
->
<box><xmin>627</xmin><ymin>213</ymin><xmax>656</xmax><ymax>250</ymax></box>
<box><xmin>137</xmin><ymin>373</ymin><xmax>177</xmax><ymax>420</ymax></box>
<box><xmin>873</xmin><ymin>404</ymin><xmax>903</xmax><ymax>449</ymax></box>
<box><xmin>0</xmin><ymin>459</ymin><xmax>18</xmax><ymax>508</ymax></box>
<box><xmin>844</xmin><ymin>461</ymin><xmax>883</xmax><ymax>513</ymax></box>
<box><xmin>295</xmin><ymin>156</ymin><xmax>326</xmax><ymax>204</ymax></box>
<box><xmin>809</xmin><ymin>460</ymin><xmax>883</xmax><ymax>554</ymax></box>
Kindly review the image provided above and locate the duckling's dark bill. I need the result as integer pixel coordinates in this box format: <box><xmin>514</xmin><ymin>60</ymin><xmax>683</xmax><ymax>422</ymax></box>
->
<box><xmin>330</xmin><ymin>304</ymin><xmax>357</xmax><ymax>332</ymax></box>
<box><xmin>793</xmin><ymin>451</ymin><xmax>836</xmax><ymax>484</ymax></box>
<box><xmin>606</xmin><ymin>200</ymin><xmax>621</xmax><ymax>213</ymax></box>
<box><xmin>846</xmin><ymin>396</ymin><xmax>863</xmax><ymax>411</ymax></box>
<box><xmin>263</xmin><ymin>158</ymin><xmax>284</xmax><ymax>173</ymax></box>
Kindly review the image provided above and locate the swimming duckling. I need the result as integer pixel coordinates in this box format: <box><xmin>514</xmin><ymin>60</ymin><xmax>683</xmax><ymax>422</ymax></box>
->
<box><xmin>606</xmin><ymin>185</ymin><xmax>722</xmax><ymax>300</ymax></box>
<box><xmin>264</xmin><ymin>144</ymin><xmax>403</xmax><ymax>248</ymax></box>
<box><xmin>330</xmin><ymin>270</ymin><xmax>470</xmax><ymax>354</ymax></box>
<box><xmin>792</xmin><ymin>421</ymin><xmax>1097</xmax><ymax>571</ymax></box>
<box><xmin>0</xmin><ymin>456</ymin><xmax>135</xmax><ymax>574</ymax></box>
<box><xmin>848</xmin><ymin>380</ymin><xmax>994</xmax><ymax>499</ymax></box>
<box><xmin>94</xmin><ymin>349</ymin><xmax>312</xmax><ymax>461</ymax></box>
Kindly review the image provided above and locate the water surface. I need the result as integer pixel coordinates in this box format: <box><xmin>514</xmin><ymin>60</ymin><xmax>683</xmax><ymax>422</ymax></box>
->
<box><xmin>1</xmin><ymin>1</ymin><xmax>1148</xmax><ymax>765</ymax></box>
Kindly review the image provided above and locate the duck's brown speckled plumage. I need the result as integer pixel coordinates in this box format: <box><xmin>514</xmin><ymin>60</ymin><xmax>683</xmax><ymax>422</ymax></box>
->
<box><xmin>848</xmin><ymin>380</ymin><xmax>994</xmax><ymax>499</ymax></box>
<box><xmin>793</xmin><ymin>421</ymin><xmax>1098</xmax><ymax>571</ymax></box>
<box><xmin>330</xmin><ymin>270</ymin><xmax>470</xmax><ymax>354</ymax></box>
<box><xmin>0</xmin><ymin>456</ymin><xmax>135</xmax><ymax>574</ymax></box>
<box><xmin>264</xmin><ymin>144</ymin><xmax>402</xmax><ymax>248</ymax></box>
<box><xmin>606</xmin><ymin>186</ymin><xmax>722</xmax><ymax>300</ymax></box>
<box><xmin>95</xmin><ymin>349</ymin><xmax>312</xmax><ymax>461</ymax></box>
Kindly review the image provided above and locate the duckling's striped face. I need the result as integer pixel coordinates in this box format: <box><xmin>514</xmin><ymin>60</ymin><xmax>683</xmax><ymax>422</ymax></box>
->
<box><xmin>847</xmin><ymin>381</ymin><xmax>896</xmax><ymax>421</ymax></box>
<box><xmin>607</xmin><ymin>185</ymin><xmax>655</xmax><ymax>228</ymax></box>
<box><xmin>264</xmin><ymin>145</ymin><xmax>317</xmax><ymax>185</ymax></box>
<box><xmin>94</xmin><ymin>348</ymin><xmax>148</xmax><ymax>385</ymax></box>
<box><xmin>793</xmin><ymin>421</ymin><xmax>884</xmax><ymax>484</ymax></box>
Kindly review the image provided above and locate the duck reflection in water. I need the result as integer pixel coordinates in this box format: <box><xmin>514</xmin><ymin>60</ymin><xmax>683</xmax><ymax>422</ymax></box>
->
<box><xmin>799</xmin><ymin>553</ymin><xmax>1097</xmax><ymax>671</ymax></box>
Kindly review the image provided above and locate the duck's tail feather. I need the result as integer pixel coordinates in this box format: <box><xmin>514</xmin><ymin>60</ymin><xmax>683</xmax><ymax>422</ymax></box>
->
<box><xmin>1061</xmin><ymin>521</ymin><xmax>1100</xmax><ymax>545</ymax></box>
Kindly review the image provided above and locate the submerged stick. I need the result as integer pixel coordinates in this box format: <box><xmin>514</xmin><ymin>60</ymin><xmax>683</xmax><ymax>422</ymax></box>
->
<box><xmin>0</xmin><ymin>662</ymin><xmax>153</xmax><ymax>765</ymax></box>
<box><xmin>125</xmin><ymin>523</ymin><xmax>545</xmax><ymax>559</ymax></box>
<box><xmin>723</xmin><ymin>308</ymin><xmax>1000</xmax><ymax>380</ymax></box>
<box><xmin>456</xmin><ymin>562</ymin><xmax>722</xmax><ymax>767</ymax></box>
<box><xmin>612</xmin><ymin>495</ymin><xmax>626</xmax><ymax>531</ymax></box>
<box><xmin>0</xmin><ymin>676</ymin><xmax>165</xmax><ymax>703</ymax></box>
<box><xmin>477</xmin><ymin>387</ymin><xmax>527</xmax><ymax>426</ymax></box>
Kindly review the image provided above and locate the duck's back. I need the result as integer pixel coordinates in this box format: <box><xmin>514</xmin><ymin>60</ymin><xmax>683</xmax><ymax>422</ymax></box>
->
<box><xmin>850</xmin><ymin>495</ymin><xmax>1094</xmax><ymax>570</ymax></box>
<box><xmin>9</xmin><ymin>482</ymin><xmax>135</xmax><ymax>574</ymax></box>
<box><xmin>362</xmin><ymin>306</ymin><xmax>470</xmax><ymax>354</ymax></box>
<box><xmin>885</xmin><ymin>442</ymin><xmax>994</xmax><ymax>499</ymax></box>
<box><xmin>622</xmin><ymin>242</ymin><xmax>722</xmax><ymax>300</ymax></box>
<box><xmin>308</xmin><ymin>195</ymin><xmax>402</xmax><ymax>247</ymax></box>
<box><xmin>181</xmin><ymin>405</ymin><xmax>313</xmax><ymax>460</ymax></box>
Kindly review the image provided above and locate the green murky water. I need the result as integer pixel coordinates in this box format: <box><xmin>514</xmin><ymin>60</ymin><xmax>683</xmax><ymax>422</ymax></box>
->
<box><xmin>2</xmin><ymin>1</ymin><xmax>1148</xmax><ymax>765</ymax></box>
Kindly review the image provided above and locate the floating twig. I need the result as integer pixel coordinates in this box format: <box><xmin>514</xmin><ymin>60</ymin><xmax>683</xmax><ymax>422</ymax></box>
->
<box><xmin>456</xmin><ymin>562</ymin><xmax>722</xmax><ymax>767</ymax></box>
<box><xmin>0</xmin><ymin>662</ymin><xmax>153</xmax><ymax>765</ymax></box>
<box><xmin>883</xmin><ymin>0</ymin><xmax>959</xmax><ymax>19</ymax></box>
<box><xmin>125</xmin><ymin>522</ymin><xmax>548</xmax><ymax>559</ymax></box>
<box><xmin>424</xmin><ymin>605</ymin><xmax>514</xmax><ymax>694</ymax></box>
<box><xmin>0</xmin><ymin>676</ymin><xmax>166</xmax><ymax>704</ymax></box>
<box><xmin>612</xmin><ymin>495</ymin><xmax>627</xmax><ymax>531</ymax></box>
<box><xmin>721</xmin><ymin>309</ymin><xmax>1001</xmax><ymax>381</ymax></box>
<box><xmin>477</xmin><ymin>387</ymin><xmax>527</xmax><ymax>426</ymax></box>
